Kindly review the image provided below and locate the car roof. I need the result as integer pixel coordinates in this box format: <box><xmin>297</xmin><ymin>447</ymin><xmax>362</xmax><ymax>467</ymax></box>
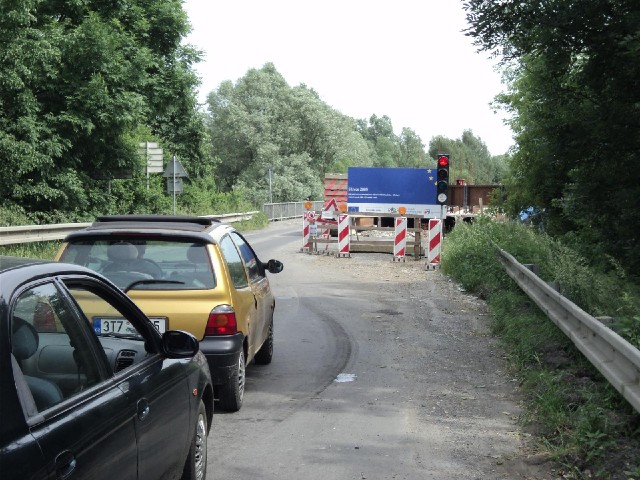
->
<box><xmin>0</xmin><ymin>256</ymin><xmax>108</xmax><ymax>300</ymax></box>
<box><xmin>0</xmin><ymin>256</ymin><xmax>49</xmax><ymax>275</ymax></box>
<box><xmin>0</xmin><ymin>256</ymin><xmax>101</xmax><ymax>276</ymax></box>
<box><xmin>63</xmin><ymin>215</ymin><xmax>233</xmax><ymax>243</ymax></box>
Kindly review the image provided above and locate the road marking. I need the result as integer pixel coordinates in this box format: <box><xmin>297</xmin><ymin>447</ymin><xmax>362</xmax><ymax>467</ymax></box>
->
<box><xmin>335</xmin><ymin>373</ymin><xmax>357</xmax><ymax>383</ymax></box>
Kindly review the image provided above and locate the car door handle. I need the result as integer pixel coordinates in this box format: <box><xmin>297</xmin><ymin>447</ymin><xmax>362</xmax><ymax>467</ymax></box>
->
<box><xmin>137</xmin><ymin>398</ymin><xmax>150</xmax><ymax>421</ymax></box>
<box><xmin>55</xmin><ymin>450</ymin><xmax>77</xmax><ymax>479</ymax></box>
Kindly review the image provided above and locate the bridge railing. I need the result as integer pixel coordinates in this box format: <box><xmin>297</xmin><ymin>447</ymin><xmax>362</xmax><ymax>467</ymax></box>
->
<box><xmin>263</xmin><ymin>201</ymin><xmax>323</xmax><ymax>221</ymax></box>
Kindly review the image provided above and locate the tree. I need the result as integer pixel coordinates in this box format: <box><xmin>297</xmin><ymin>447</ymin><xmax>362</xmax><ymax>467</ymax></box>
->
<box><xmin>428</xmin><ymin>130</ymin><xmax>505</xmax><ymax>184</ymax></box>
<box><xmin>464</xmin><ymin>0</ymin><xmax>640</xmax><ymax>274</ymax></box>
<box><xmin>398</xmin><ymin>128</ymin><xmax>427</xmax><ymax>168</ymax></box>
<box><xmin>0</xmin><ymin>0</ymin><xmax>208</xmax><ymax>220</ymax></box>
<box><xmin>206</xmin><ymin>63</ymin><xmax>369</xmax><ymax>202</ymax></box>
<box><xmin>355</xmin><ymin>114</ymin><xmax>401</xmax><ymax>168</ymax></box>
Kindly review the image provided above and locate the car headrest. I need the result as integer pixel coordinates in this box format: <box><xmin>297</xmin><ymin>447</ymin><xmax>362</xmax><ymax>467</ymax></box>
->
<box><xmin>107</xmin><ymin>242</ymin><xmax>138</xmax><ymax>262</ymax></box>
<box><xmin>186</xmin><ymin>245</ymin><xmax>209</xmax><ymax>265</ymax></box>
<box><xmin>12</xmin><ymin>317</ymin><xmax>39</xmax><ymax>360</ymax></box>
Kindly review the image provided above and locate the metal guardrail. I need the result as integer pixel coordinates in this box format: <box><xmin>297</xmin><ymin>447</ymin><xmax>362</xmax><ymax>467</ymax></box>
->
<box><xmin>0</xmin><ymin>212</ymin><xmax>260</xmax><ymax>246</ymax></box>
<box><xmin>204</xmin><ymin>211</ymin><xmax>260</xmax><ymax>224</ymax></box>
<box><xmin>496</xmin><ymin>247</ymin><xmax>640</xmax><ymax>413</ymax></box>
<box><xmin>0</xmin><ymin>223</ymin><xmax>92</xmax><ymax>246</ymax></box>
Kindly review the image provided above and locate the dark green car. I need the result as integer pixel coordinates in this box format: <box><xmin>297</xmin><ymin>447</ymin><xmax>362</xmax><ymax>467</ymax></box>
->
<box><xmin>0</xmin><ymin>256</ymin><xmax>214</xmax><ymax>480</ymax></box>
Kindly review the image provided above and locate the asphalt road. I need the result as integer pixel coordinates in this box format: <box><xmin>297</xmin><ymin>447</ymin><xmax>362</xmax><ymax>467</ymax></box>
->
<box><xmin>208</xmin><ymin>219</ymin><xmax>554</xmax><ymax>480</ymax></box>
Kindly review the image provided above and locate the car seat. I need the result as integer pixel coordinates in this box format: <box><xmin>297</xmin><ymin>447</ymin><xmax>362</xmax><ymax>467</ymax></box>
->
<box><xmin>104</xmin><ymin>241</ymin><xmax>162</xmax><ymax>278</ymax></box>
<box><xmin>185</xmin><ymin>245</ymin><xmax>214</xmax><ymax>288</ymax></box>
<box><xmin>103</xmin><ymin>242</ymin><xmax>139</xmax><ymax>273</ymax></box>
<box><xmin>131</xmin><ymin>243</ymin><xmax>163</xmax><ymax>278</ymax></box>
<box><xmin>11</xmin><ymin>317</ymin><xmax>64</xmax><ymax>411</ymax></box>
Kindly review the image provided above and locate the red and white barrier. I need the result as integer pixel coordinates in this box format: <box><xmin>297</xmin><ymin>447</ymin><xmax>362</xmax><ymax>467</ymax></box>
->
<box><xmin>337</xmin><ymin>214</ymin><xmax>350</xmax><ymax>257</ymax></box>
<box><xmin>301</xmin><ymin>211</ymin><xmax>315</xmax><ymax>252</ymax></box>
<box><xmin>428</xmin><ymin>218</ymin><xmax>442</xmax><ymax>267</ymax></box>
<box><xmin>393</xmin><ymin>217</ymin><xmax>407</xmax><ymax>261</ymax></box>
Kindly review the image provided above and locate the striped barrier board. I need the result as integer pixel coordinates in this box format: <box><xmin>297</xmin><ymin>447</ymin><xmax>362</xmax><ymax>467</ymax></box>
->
<box><xmin>393</xmin><ymin>217</ymin><xmax>407</xmax><ymax>262</ymax></box>
<box><xmin>428</xmin><ymin>219</ymin><xmax>442</xmax><ymax>267</ymax></box>
<box><xmin>337</xmin><ymin>214</ymin><xmax>350</xmax><ymax>257</ymax></box>
<box><xmin>301</xmin><ymin>211</ymin><xmax>315</xmax><ymax>252</ymax></box>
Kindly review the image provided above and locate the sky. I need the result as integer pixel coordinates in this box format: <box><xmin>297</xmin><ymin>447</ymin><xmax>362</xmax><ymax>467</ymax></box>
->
<box><xmin>182</xmin><ymin>0</ymin><xmax>514</xmax><ymax>156</ymax></box>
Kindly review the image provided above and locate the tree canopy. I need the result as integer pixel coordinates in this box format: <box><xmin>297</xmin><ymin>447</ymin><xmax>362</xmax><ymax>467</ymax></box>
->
<box><xmin>0</xmin><ymin>2</ymin><xmax>508</xmax><ymax>226</ymax></box>
<box><xmin>206</xmin><ymin>64</ymin><xmax>504</xmax><ymax>204</ymax></box>
<box><xmin>464</xmin><ymin>0</ymin><xmax>640</xmax><ymax>275</ymax></box>
<box><xmin>429</xmin><ymin>130</ymin><xmax>507</xmax><ymax>184</ymax></box>
<box><xmin>0</xmin><ymin>0</ymin><xmax>209</xmax><ymax>221</ymax></box>
<box><xmin>206</xmin><ymin>63</ymin><xmax>372</xmax><ymax>205</ymax></box>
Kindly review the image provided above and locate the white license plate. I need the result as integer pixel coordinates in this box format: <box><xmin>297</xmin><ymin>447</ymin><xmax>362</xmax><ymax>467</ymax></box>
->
<box><xmin>93</xmin><ymin>317</ymin><xmax>166</xmax><ymax>335</ymax></box>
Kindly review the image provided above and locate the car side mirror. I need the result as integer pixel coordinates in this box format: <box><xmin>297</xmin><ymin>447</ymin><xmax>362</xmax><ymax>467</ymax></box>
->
<box><xmin>265</xmin><ymin>259</ymin><xmax>283</xmax><ymax>274</ymax></box>
<box><xmin>162</xmin><ymin>330</ymin><xmax>199</xmax><ymax>358</ymax></box>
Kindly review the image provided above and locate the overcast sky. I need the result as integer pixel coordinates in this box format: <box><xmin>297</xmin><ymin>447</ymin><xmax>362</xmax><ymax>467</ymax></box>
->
<box><xmin>182</xmin><ymin>0</ymin><xmax>514</xmax><ymax>156</ymax></box>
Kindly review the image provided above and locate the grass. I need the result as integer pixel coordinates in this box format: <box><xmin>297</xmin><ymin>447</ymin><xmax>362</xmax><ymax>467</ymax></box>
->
<box><xmin>231</xmin><ymin>211</ymin><xmax>270</xmax><ymax>231</ymax></box>
<box><xmin>442</xmin><ymin>217</ymin><xmax>640</xmax><ymax>479</ymax></box>
<box><xmin>0</xmin><ymin>241</ymin><xmax>62</xmax><ymax>260</ymax></box>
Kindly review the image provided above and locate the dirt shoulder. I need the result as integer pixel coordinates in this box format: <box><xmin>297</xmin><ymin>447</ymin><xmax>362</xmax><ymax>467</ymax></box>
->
<box><xmin>308</xmin><ymin>250</ymin><xmax>558</xmax><ymax>479</ymax></box>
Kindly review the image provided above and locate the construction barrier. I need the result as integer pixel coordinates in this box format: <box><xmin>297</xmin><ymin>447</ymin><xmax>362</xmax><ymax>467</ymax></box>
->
<box><xmin>337</xmin><ymin>214</ymin><xmax>350</xmax><ymax>257</ymax></box>
<box><xmin>309</xmin><ymin>212</ymin><xmax>425</xmax><ymax>257</ymax></box>
<box><xmin>428</xmin><ymin>218</ymin><xmax>442</xmax><ymax>267</ymax></box>
<box><xmin>393</xmin><ymin>217</ymin><xmax>407</xmax><ymax>262</ymax></box>
<box><xmin>301</xmin><ymin>211</ymin><xmax>315</xmax><ymax>252</ymax></box>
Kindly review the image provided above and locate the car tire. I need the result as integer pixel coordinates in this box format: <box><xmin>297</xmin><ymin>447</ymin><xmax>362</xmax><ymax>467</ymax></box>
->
<box><xmin>218</xmin><ymin>350</ymin><xmax>245</xmax><ymax>412</ymax></box>
<box><xmin>254</xmin><ymin>321</ymin><xmax>274</xmax><ymax>365</ymax></box>
<box><xmin>182</xmin><ymin>400</ymin><xmax>208</xmax><ymax>480</ymax></box>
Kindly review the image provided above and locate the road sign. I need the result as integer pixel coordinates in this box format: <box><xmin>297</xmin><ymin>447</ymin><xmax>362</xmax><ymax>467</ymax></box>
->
<box><xmin>138</xmin><ymin>141</ymin><xmax>164</xmax><ymax>174</ymax></box>
<box><xmin>347</xmin><ymin>167</ymin><xmax>442</xmax><ymax>218</ymax></box>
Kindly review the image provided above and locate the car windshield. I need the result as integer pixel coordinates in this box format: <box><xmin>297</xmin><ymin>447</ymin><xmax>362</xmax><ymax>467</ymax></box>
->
<box><xmin>59</xmin><ymin>239</ymin><xmax>216</xmax><ymax>290</ymax></box>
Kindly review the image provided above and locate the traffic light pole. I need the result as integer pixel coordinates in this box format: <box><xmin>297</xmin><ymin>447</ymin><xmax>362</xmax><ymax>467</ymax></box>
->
<box><xmin>437</xmin><ymin>154</ymin><xmax>450</xmax><ymax>238</ymax></box>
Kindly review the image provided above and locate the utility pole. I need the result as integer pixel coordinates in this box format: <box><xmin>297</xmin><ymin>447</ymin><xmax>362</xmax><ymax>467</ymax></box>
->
<box><xmin>173</xmin><ymin>155</ymin><xmax>177</xmax><ymax>214</ymax></box>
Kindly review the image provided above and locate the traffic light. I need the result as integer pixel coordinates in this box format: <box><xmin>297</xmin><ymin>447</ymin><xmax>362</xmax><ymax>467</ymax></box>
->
<box><xmin>436</xmin><ymin>154</ymin><xmax>450</xmax><ymax>205</ymax></box>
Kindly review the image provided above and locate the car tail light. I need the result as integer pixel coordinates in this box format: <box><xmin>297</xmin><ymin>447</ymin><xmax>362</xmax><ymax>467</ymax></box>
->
<box><xmin>206</xmin><ymin>305</ymin><xmax>237</xmax><ymax>336</ymax></box>
<box><xmin>33</xmin><ymin>302</ymin><xmax>57</xmax><ymax>332</ymax></box>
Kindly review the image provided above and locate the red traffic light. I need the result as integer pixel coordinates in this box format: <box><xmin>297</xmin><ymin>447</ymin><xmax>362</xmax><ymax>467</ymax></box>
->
<box><xmin>438</xmin><ymin>155</ymin><xmax>449</xmax><ymax>167</ymax></box>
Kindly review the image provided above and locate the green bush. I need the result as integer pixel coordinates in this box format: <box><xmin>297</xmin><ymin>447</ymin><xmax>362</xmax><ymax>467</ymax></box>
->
<box><xmin>233</xmin><ymin>211</ymin><xmax>269</xmax><ymax>231</ymax></box>
<box><xmin>0</xmin><ymin>203</ymin><xmax>33</xmax><ymax>226</ymax></box>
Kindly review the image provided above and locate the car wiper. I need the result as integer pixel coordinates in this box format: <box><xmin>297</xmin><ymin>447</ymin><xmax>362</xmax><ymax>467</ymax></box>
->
<box><xmin>99</xmin><ymin>333</ymin><xmax>143</xmax><ymax>340</ymax></box>
<box><xmin>124</xmin><ymin>279</ymin><xmax>185</xmax><ymax>293</ymax></box>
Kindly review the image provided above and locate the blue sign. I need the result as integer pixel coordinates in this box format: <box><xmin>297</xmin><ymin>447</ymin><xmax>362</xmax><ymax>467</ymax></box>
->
<box><xmin>347</xmin><ymin>167</ymin><xmax>441</xmax><ymax>217</ymax></box>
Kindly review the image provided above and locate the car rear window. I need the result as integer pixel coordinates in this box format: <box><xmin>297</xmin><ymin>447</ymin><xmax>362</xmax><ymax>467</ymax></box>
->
<box><xmin>59</xmin><ymin>239</ymin><xmax>216</xmax><ymax>290</ymax></box>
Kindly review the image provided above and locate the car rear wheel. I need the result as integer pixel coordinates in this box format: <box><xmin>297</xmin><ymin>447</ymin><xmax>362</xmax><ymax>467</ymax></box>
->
<box><xmin>254</xmin><ymin>321</ymin><xmax>274</xmax><ymax>365</ymax></box>
<box><xmin>182</xmin><ymin>400</ymin><xmax>207</xmax><ymax>480</ymax></box>
<box><xmin>218</xmin><ymin>350</ymin><xmax>245</xmax><ymax>412</ymax></box>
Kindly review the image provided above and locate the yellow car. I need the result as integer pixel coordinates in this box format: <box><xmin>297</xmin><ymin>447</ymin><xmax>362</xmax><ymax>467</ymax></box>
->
<box><xmin>56</xmin><ymin>215</ymin><xmax>283</xmax><ymax>412</ymax></box>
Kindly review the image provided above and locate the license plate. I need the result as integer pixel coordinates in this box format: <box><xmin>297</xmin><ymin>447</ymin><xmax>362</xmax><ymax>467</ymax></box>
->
<box><xmin>93</xmin><ymin>317</ymin><xmax>166</xmax><ymax>335</ymax></box>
